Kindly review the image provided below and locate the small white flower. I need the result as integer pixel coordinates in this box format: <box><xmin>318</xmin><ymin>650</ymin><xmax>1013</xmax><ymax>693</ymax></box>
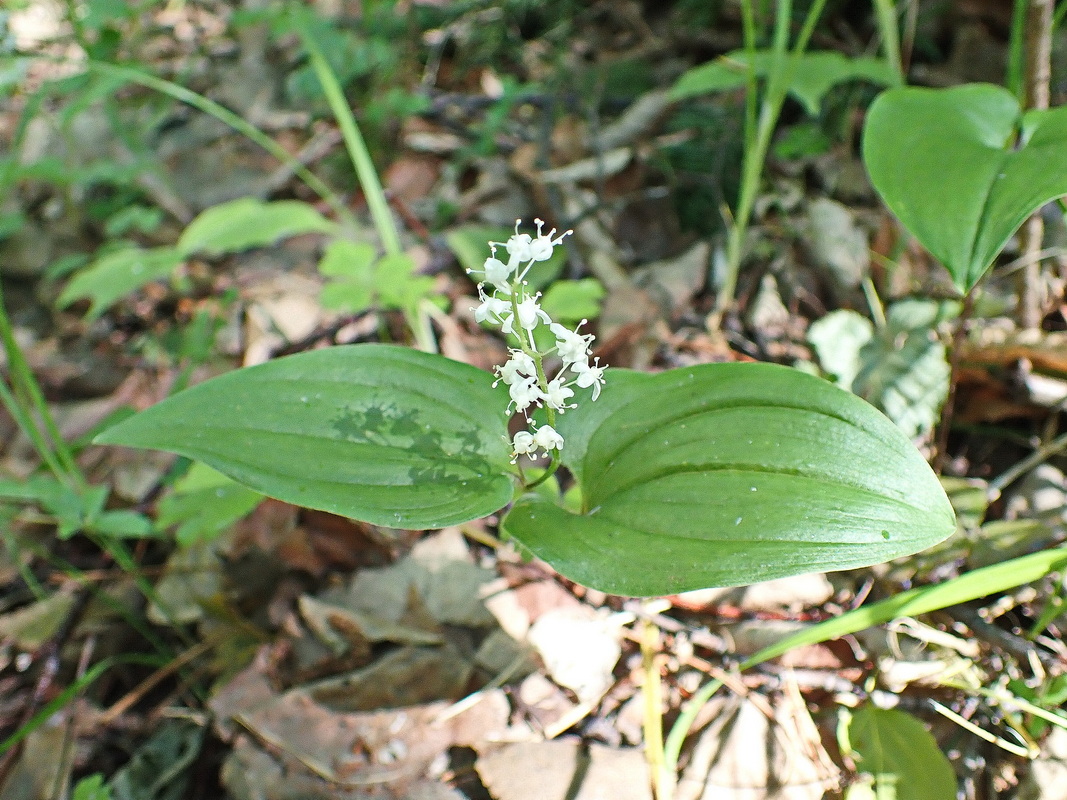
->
<box><xmin>480</xmin><ymin>256</ymin><xmax>513</xmax><ymax>291</ymax></box>
<box><xmin>505</xmin><ymin>230</ymin><xmax>534</xmax><ymax>262</ymax></box>
<box><xmin>474</xmin><ymin>291</ymin><xmax>510</xmax><ymax>325</ymax></box>
<box><xmin>543</xmin><ymin>378</ymin><xmax>575</xmax><ymax>411</ymax></box>
<box><xmin>508</xmin><ymin>376</ymin><xmax>544</xmax><ymax>414</ymax></box>
<box><xmin>510</xmin><ymin>430</ymin><xmax>536</xmax><ymax>462</ymax></box>
<box><xmin>528</xmin><ymin>218</ymin><xmax>570</xmax><ymax>262</ymax></box>
<box><xmin>571</xmin><ymin>358</ymin><xmax>606</xmax><ymax>400</ymax></box>
<box><xmin>495</xmin><ymin>350</ymin><xmax>537</xmax><ymax>386</ymax></box>
<box><xmin>550</xmin><ymin>320</ymin><xmax>593</xmax><ymax>364</ymax></box>
<box><xmin>515</xmin><ymin>293</ymin><xmax>551</xmax><ymax>332</ymax></box>
<box><xmin>533</xmin><ymin>424</ymin><xmax>564</xmax><ymax>453</ymax></box>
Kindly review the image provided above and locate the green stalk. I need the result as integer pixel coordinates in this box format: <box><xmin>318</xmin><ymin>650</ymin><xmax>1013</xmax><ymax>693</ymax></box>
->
<box><xmin>296</xmin><ymin>25</ymin><xmax>401</xmax><ymax>257</ymax></box>
<box><xmin>871</xmin><ymin>0</ymin><xmax>903</xmax><ymax>79</ymax></box>
<box><xmin>507</xmin><ymin>288</ymin><xmax>562</xmax><ymax>492</ymax></box>
<box><xmin>641</xmin><ymin>621</ymin><xmax>672</xmax><ymax>800</ymax></box>
<box><xmin>1007</xmin><ymin>0</ymin><xmax>1028</xmax><ymax>99</ymax></box>
<box><xmin>296</xmin><ymin>20</ymin><xmax>437</xmax><ymax>351</ymax></box>
<box><xmin>710</xmin><ymin>0</ymin><xmax>830</xmax><ymax>329</ymax></box>
<box><xmin>0</xmin><ymin>282</ymin><xmax>82</xmax><ymax>489</ymax></box>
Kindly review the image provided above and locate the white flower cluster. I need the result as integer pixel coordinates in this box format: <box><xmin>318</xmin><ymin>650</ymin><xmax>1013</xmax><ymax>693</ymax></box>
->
<box><xmin>469</xmin><ymin>220</ymin><xmax>606</xmax><ymax>463</ymax></box>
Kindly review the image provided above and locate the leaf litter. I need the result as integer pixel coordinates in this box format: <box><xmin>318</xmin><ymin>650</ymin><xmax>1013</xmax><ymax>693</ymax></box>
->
<box><xmin>3</xmin><ymin>2</ymin><xmax>1067</xmax><ymax>799</ymax></box>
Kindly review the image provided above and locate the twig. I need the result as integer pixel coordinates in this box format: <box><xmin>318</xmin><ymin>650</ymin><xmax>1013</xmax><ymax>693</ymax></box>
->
<box><xmin>987</xmin><ymin>429</ymin><xmax>1067</xmax><ymax>501</ymax></box>
<box><xmin>950</xmin><ymin>604</ymin><xmax>1064</xmax><ymax>672</ymax></box>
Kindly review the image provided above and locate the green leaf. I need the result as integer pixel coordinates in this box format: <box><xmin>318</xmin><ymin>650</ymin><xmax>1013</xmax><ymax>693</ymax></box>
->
<box><xmin>89</xmin><ymin>510</ymin><xmax>155</xmax><ymax>539</ymax></box>
<box><xmin>157</xmin><ymin>462</ymin><xmax>263</xmax><ymax>546</ymax></box>
<box><xmin>318</xmin><ymin>239</ymin><xmax>377</xmax><ymax>277</ymax></box>
<box><xmin>863</xmin><ymin>84</ymin><xmax>1067</xmax><ymax>292</ymax></box>
<box><xmin>672</xmin><ymin>51</ymin><xmax>900</xmax><ymax>114</ymax></box>
<box><xmin>846</xmin><ymin>706</ymin><xmax>956</xmax><ymax>800</ymax></box>
<box><xmin>57</xmin><ymin>245</ymin><xmax>183</xmax><ymax>320</ymax></box>
<box><xmin>319</xmin><ymin>239</ymin><xmax>377</xmax><ymax>311</ymax></box>
<box><xmin>540</xmin><ymin>278</ymin><xmax>605</xmax><ymax>321</ymax></box>
<box><xmin>176</xmin><ymin>198</ymin><xmax>335</xmax><ymax>256</ymax></box>
<box><xmin>375</xmin><ymin>252</ymin><xmax>435</xmax><ymax>310</ymax></box>
<box><xmin>502</xmin><ymin>363</ymin><xmax>954</xmax><ymax>596</ymax></box>
<box><xmin>94</xmin><ymin>345</ymin><xmax>515</xmax><ymax>529</ymax></box>
<box><xmin>73</xmin><ymin>774</ymin><xmax>112</xmax><ymax>800</ymax></box>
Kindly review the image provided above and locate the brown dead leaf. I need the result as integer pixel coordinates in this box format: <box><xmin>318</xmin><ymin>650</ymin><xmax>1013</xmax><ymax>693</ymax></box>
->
<box><xmin>527</xmin><ymin>606</ymin><xmax>624</xmax><ymax>705</ymax></box>
<box><xmin>476</xmin><ymin>740</ymin><xmax>652</xmax><ymax>800</ymax></box>
<box><xmin>676</xmin><ymin>693</ymin><xmax>837</xmax><ymax>800</ymax></box>
<box><xmin>385</xmin><ymin>154</ymin><xmax>443</xmax><ymax>203</ymax></box>
<box><xmin>227</xmin><ymin>681</ymin><xmax>509</xmax><ymax>794</ymax></box>
<box><xmin>305</xmin><ymin>643</ymin><xmax>473</xmax><ymax>712</ymax></box>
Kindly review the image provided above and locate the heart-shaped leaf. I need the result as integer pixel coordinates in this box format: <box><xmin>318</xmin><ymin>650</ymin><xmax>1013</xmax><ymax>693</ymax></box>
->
<box><xmin>95</xmin><ymin>345</ymin><xmax>516</xmax><ymax>529</ymax></box>
<box><xmin>503</xmin><ymin>363</ymin><xmax>954</xmax><ymax>596</ymax></box>
<box><xmin>863</xmin><ymin>84</ymin><xmax>1067</xmax><ymax>292</ymax></box>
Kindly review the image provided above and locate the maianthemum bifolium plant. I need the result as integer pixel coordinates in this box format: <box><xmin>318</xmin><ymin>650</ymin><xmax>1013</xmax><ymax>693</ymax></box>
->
<box><xmin>96</xmin><ymin>221</ymin><xmax>956</xmax><ymax>596</ymax></box>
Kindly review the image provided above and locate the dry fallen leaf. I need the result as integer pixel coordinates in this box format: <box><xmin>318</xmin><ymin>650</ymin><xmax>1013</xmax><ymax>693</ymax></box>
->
<box><xmin>476</xmin><ymin>740</ymin><xmax>652</xmax><ymax>800</ymax></box>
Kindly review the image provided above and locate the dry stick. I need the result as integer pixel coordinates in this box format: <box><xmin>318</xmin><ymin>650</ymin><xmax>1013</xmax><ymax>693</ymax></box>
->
<box><xmin>0</xmin><ymin>586</ymin><xmax>94</xmax><ymax>793</ymax></box>
<box><xmin>1018</xmin><ymin>0</ymin><xmax>1054</xmax><ymax>329</ymax></box>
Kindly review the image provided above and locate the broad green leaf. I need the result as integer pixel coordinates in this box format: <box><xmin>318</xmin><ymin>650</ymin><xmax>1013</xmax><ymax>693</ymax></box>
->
<box><xmin>57</xmin><ymin>245</ymin><xmax>183</xmax><ymax>320</ymax></box>
<box><xmin>95</xmin><ymin>345</ymin><xmax>515</xmax><ymax>529</ymax></box>
<box><xmin>176</xmin><ymin>198</ymin><xmax>335</xmax><ymax>256</ymax></box>
<box><xmin>503</xmin><ymin>363</ymin><xmax>954</xmax><ymax>596</ymax></box>
<box><xmin>863</xmin><ymin>84</ymin><xmax>1067</xmax><ymax>292</ymax></box>
<box><xmin>846</xmin><ymin>706</ymin><xmax>956</xmax><ymax>800</ymax></box>
<box><xmin>672</xmin><ymin>51</ymin><xmax>900</xmax><ymax>114</ymax></box>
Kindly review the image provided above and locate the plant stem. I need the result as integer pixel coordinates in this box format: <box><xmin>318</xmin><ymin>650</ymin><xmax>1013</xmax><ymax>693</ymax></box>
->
<box><xmin>641</xmin><ymin>621</ymin><xmax>673</xmax><ymax>800</ymax></box>
<box><xmin>872</xmin><ymin>0</ymin><xmax>903</xmax><ymax>79</ymax></box>
<box><xmin>0</xmin><ymin>281</ymin><xmax>82</xmax><ymax>490</ymax></box>
<box><xmin>709</xmin><ymin>0</ymin><xmax>830</xmax><ymax>331</ymax></box>
<box><xmin>297</xmin><ymin>26</ymin><xmax>402</xmax><ymax>257</ymax></box>
<box><xmin>296</xmin><ymin>21</ymin><xmax>436</xmax><ymax>351</ymax></box>
<box><xmin>84</xmin><ymin>60</ymin><xmax>358</xmax><ymax>230</ymax></box>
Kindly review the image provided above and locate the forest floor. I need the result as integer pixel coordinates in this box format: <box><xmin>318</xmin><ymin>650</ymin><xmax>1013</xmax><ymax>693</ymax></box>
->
<box><xmin>3</xmin><ymin>1</ymin><xmax>1067</xmax><ymax>799</ymax></box>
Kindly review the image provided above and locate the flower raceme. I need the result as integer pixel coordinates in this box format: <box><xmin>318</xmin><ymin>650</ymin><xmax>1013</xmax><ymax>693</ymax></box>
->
<box><xmin>469</xmin><ymin>220</ymin><xmax>606</xmax><ymax>464</ymax></box>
